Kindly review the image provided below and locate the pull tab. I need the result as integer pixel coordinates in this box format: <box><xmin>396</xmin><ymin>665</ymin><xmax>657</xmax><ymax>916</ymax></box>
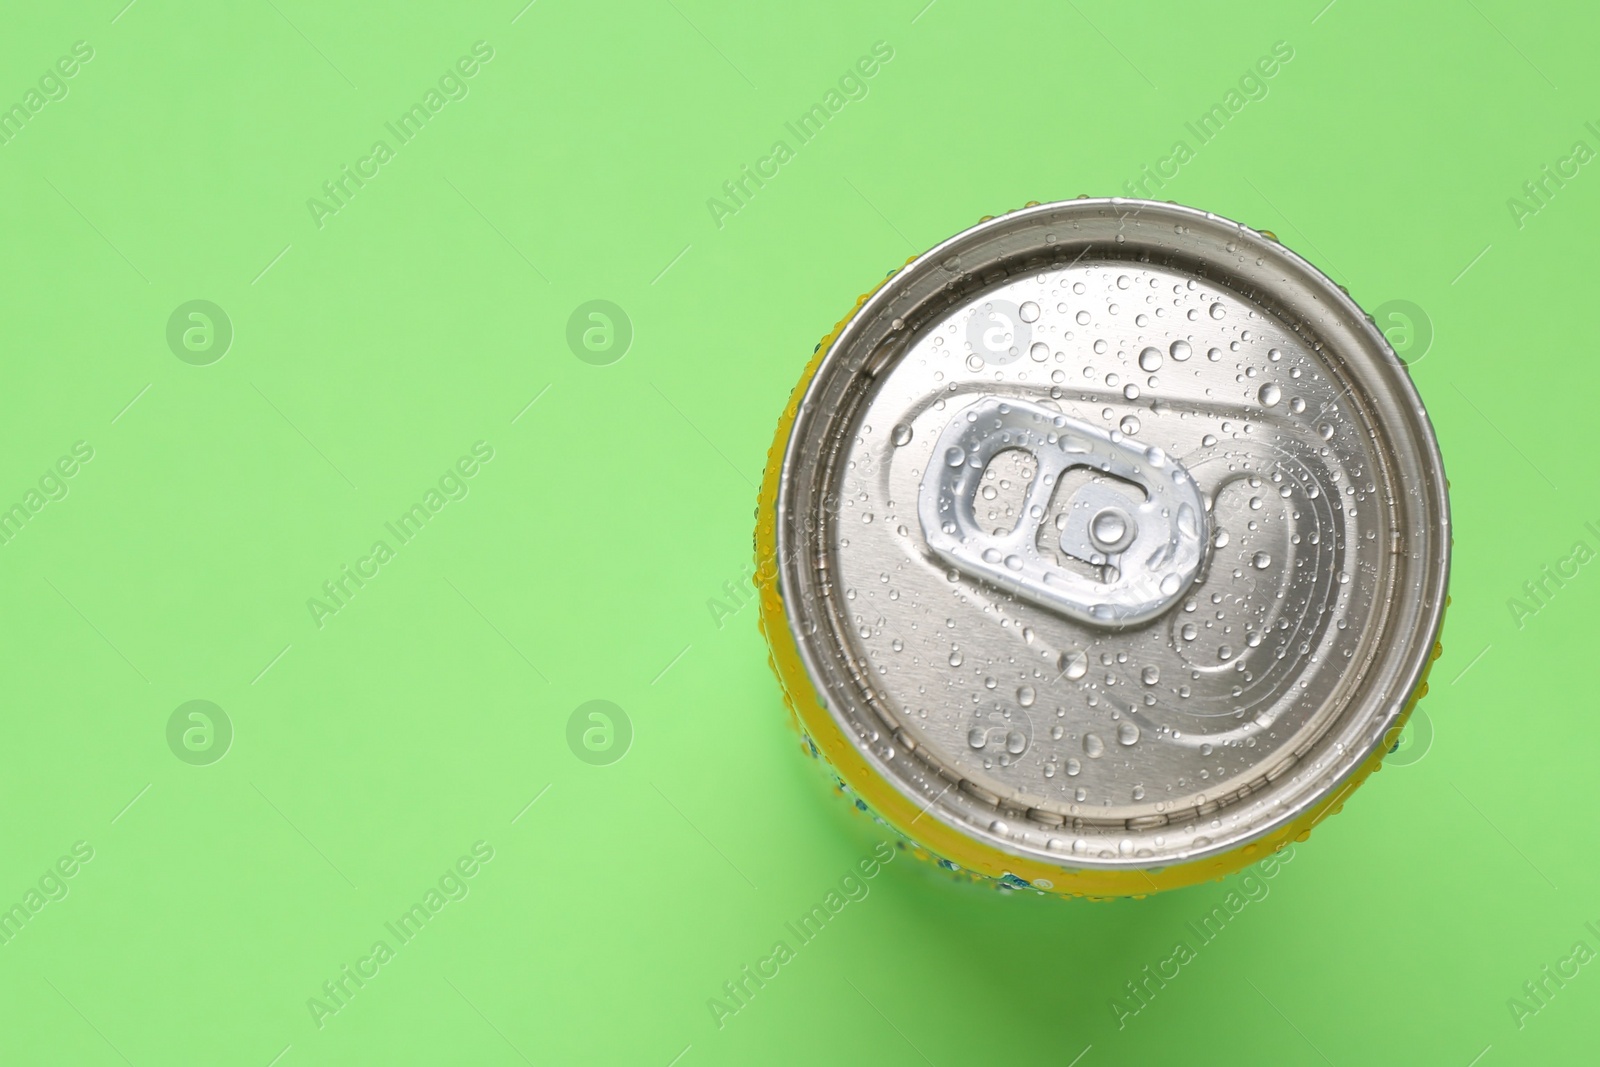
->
<box><xmin>916</xmin><ymin>396</ymin><xmax>1207</xmax><ymax>628</ymax></box>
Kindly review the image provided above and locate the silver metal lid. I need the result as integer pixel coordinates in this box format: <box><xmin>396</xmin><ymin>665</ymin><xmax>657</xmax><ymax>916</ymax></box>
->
<box><xmin>775</xmin><ymin>199</ymin><xmax>1449</xmax><ymax>870</ymax></box>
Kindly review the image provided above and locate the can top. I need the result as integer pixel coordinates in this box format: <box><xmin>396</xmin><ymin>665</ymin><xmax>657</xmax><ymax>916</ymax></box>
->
<box><xmin>775</xmin><ymin>199</ymin><xmax>1449</xmax><ymax>871</ymax></box>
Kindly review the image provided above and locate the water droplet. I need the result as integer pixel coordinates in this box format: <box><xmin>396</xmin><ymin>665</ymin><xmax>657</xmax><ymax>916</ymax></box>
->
<box><xmin>1141</xmin><ymin>666</ymin><xmax>1160</xmax><ymax>685</ymax></box>
<box><xmin>1170</xmin><ymin>339</ymin><xmax>1192</xmax><ymax>362</ymax></box>
<box><xmin>1076</xmin><ymin>309</ymin><xmax>1091</xmax><ymax>324</ymax></box>
<box><xmin>1083</xmin><ymin>733</ymin><xmax>1105</xmax><ymax>758</ymax></box>
<box><xmin>1019</xmin><ymin>300</ymin><xmax>1041</xmax><ymax>322</ymax></box>
<box><xmin>944</xmin><ymin>446</ymin><xmax>965</xmax><ymax>467</ymax></box>
<box><xmin>1181</xmin><ymin>623</ymin><xmax>1197</xmax><ymax>641</ymax></box>
<box><xmin>1258</xmin><ymin>383</ymin><xmax>1282</xmax><ymax>406</ymax></box>
<box><xmin>967</xmin><ymin>727</ymin><xmax>987</xmax><ymax>749</ymax></box>
<box><xmin>1017</xmin><ymin>685</ymin><xmax>1036</xmax><ymax>707</ymax></box>
<box><xmin>1119</xmin><ymin>414</ymin><xmax>1141</xmax><ymax>435</ymax></box>
<box><xmin>1209</xmin><ymin>302</ymin><xmax>1225</xmax><ymax>320</ymax></box>
<box><xmin>891</xmin><ymin>423</ymin><xmax>913</xmax><ymax>447</ymax></box>
<box><xmin>1252</xmin><ymin>551</ymin><xmax>1272</xmax><ymax>569</ymax></box>
<box><xmin>949</xmin><ymin>649</ymin><xmax>964</xmax><ymax>667</ymax></box>
<box><xmin>1005</xmin><ymin>730</ymin><xmax>1027</xmax><ymax>754</ymax></box>
<box><xmin>1138</xmin><ymin>346</ymin><xmax>1163</xmax><ymax>372</ymax></box>
<box><xmin>1213</xmin><ymin>528</ymin><xmax>1230</xmax><ymax>548</ymax></box>
<box><xmin>1202</xmin><ymin>433</ymin><xmax>1218</xmax><ymax>447</ymax></box>
<box><xmin>1159</xmin><ymin>573</ymin><xmax>1180</xmax><ymax>595</ymax></box>
<box><xmin>1066</xmin><ymin>758</ymin><xmax>1081</xmax><ymax>776</ymax></box>
<box><xmin>1118</xmin><ymin>722</ymin><xmax>1141</xmax><ymax>746</ymax></box>
<box><xmin>1059</xmin><ymin>650</ymin><xmax>1089</xmax><ymax>680</ymax></box>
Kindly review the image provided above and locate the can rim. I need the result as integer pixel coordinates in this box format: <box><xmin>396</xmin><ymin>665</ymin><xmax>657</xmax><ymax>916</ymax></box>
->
<box><xmin>773</xmin><ymin>198</ymin><xmax>1450</xmax><ymax>871</ymax></box>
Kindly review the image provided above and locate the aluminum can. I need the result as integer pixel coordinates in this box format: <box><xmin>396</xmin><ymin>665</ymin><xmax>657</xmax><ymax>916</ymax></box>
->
<box><xmin>755</xmin><ymin>199</ymin><xmax>1449</xmax><ymax>897</ymax></box>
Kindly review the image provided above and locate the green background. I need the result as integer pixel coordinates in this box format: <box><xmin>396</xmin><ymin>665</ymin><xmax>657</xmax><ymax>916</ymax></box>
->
<box><xmin>0</xmin><ymin>0</ymin><xmax>1593</xmax><ymax>1063</ymax></box>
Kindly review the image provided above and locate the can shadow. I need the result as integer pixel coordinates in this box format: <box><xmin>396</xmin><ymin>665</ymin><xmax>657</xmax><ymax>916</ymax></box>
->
<box><xmin>795</xmin><ymin>755</ymin><xmax>1246</xmax><ymax>1041</ymax></box>
<box><xmin>874</xmin><ymin>843</ymin><xmax>1217</xmax><ymax>1039</ymax></box>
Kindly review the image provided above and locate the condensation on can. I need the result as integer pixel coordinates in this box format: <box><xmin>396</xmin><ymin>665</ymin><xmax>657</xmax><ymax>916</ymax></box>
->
<box><xmin>756</xmin><ymin>199</ymin><xmax>1449</xmax><ymax>898</ymax></box>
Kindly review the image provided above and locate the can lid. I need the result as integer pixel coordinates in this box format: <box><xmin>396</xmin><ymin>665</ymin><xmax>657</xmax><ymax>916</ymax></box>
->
<box><xmin>775</xmin><ymin>200</ymin><xmax>1449</xmax><ymax>869</ymax></box>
